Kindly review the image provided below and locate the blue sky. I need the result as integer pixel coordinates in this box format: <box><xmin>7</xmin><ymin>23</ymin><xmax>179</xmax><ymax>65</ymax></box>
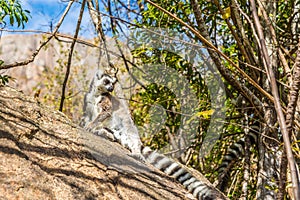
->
<box><xmin>3</xmin><ymin>0</ymin><xmax>96</xmax><ymax>38</ymax></box>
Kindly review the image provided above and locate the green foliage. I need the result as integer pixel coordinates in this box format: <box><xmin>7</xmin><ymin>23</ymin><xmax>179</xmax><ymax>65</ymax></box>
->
<box><xmin>132</xmin><ymin>0</ymin><xmax>225</xmax><ymax>173</ymax></box>
<box><xmin>0</xmin><ymin>1</ymin><xmax>30</xmax><ymax>86</ymax></box>
<box><xmin>0</xmin><ymin>0</ymin><xmax>30</xmax><ymax>28</ymax></box>
<box><xmin>0</xmin><ymin>74</ymin><xmax>12</xmax><ymax>85</ymax></box>
<box><xmin>132</xmin><ymin>83</ymin><xmax>181</xmax><ymax>148</ymax></box>
<box><xmin>130</xmin><ymin>44</ymin><xmax>215</xmax><ymax>165</ymax></box>
<box><xmin>131</xmin><ymin>1</ymin><xmax>266</xmax><ymax>197</ymax></box>
<box><xmin>0</xmin><ymin>60</ymin><xmax>14</xmax><ymax>85</ymax></box>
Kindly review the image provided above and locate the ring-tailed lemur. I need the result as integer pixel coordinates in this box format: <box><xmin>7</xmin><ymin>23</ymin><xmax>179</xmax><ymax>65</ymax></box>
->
<box><xmin>80</xmin><ymin>69</ymin><xmax>143</xmax><ymax>158</ymax></box>
<box><xmin>80</xmin><ymin>69</ymin><xmax>226</xmax><ymax>200</ymax></box>
<box><xmin>80</xmin><ymin>69</ymin><xmax>142</xmax><ymax>157</ymax></box>
<box><xmin>80</xmin><ymin>71</ymin><xmax>116</xmax><ymax>139</ymax></box>
<box><xmin>216</xmin><ymin>123</ymin><xmax>259</xmax><ymax>191</ymax></box>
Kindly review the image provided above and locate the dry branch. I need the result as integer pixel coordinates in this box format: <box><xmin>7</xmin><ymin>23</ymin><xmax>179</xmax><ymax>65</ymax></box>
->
<box><xmin>59</xmin><ymin>0</ymin><xmax>86</xmax><ymax>111</ymax></box>
<box><xmin>0</xmin><ymin>1</ymin><xmax>74</xmax><ymax>70</ymax></box>
<box><xmin>249</xmin><ymin>0</ymin><xmax>300</xmax><ymax>199</ymax></box>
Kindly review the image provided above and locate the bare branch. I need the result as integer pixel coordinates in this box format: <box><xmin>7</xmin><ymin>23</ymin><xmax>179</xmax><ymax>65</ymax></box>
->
<box><xmin>106</xmin><ymin>0</ymin><xmax>146</xmax><ymax>89</ymax></box>
<box><xmin>59</xmin><ymin>0</ymin><xmax>86</xmax><ymax>111</ymax></box>
<box><xmin>241</xmin><ymin>113</ymin><xmax>251</xmax><ymax>199</ymax></box>
<box><xmin>213</xmin><ymin>0</ymin><xmax>252</xmax><ymax>66</ymax></box>
<box><xmin>0</xmin><ymin>1</ymin><xmax>74</xmax><ymax>70</ymax></box>
<box><xmin>87</xmin><ymin>0</ymin><xmax>105</xmax><ymax>41</ymax></box>
<box><xmin>87</xmin><ymin>0</ymin><xmax>114</xmax><ymax>70</ymax></box>
<box><xmin>231</xmin><ymin>0</ymin><xmax>258</xmax><ymax>66</ymax></box>
<box><xmin>256</xmin><ymin>0</ymin><xmax>292</xmax><ymax>85</ymax></box>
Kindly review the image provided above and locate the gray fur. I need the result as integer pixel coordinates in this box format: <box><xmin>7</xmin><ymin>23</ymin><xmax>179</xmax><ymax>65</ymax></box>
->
<box><xmin>80</xmin><ymin>70</ymin><xmax>117</xmax><ymax>129</ymax></box>
<box><xmin>80</xmin><ymin>69</ymin><xmax>142</xmax><ymax>157</ymax></box>
<box><xmin>216</xmin><ymin>124</ymin><xmax>259</xmax><ymax>191</ymax></box>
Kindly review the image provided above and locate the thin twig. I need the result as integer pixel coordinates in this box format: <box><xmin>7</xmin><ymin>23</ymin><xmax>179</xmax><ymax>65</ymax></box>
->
<box><xmin>0</xmin><ymin>1</ymin><xmax>74</xmax><ymax>70</ymax></box>
<box><xmin>107</xmin><ymin>0</ymin><xmax>147</xmax><ymax>90</ymax></box>
<box><xmin>0</xmin><ymin>29</ymin><xmax>97</xmax><ymax>47</ymax></box>
<box><xmin>87</xmin><ymin>0</ymin><xmax>114</xmax><ymax>70</ymax></box>
<box><xmin>59</xmin><ymin>0</ymin><xmax>86</xmax><ymax>111</ymax></box>
<box><xmin>213</xmin><ymin>0</ymin><xmax>252</xmax><ymax>65</ymax></box>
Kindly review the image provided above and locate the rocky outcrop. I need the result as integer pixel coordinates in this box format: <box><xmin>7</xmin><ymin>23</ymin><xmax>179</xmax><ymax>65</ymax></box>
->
<box><xmin>0</xmin><ymin>85</ymin><xmax>196</xmax><ymax>200</ymax></box>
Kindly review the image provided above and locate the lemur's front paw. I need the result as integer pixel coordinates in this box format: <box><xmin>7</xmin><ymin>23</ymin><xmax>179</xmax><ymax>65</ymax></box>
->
<box><xmin>94</xmin><ymin>128</ymin><xmax>116</xmax><ymax>142</ymax></box>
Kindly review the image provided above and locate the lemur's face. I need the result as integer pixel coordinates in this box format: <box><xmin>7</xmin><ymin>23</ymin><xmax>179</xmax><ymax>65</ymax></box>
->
<box><xmin>95</xmin><ymin>73</ymin><xmax>116</xmax><ymax>94</ymax></box>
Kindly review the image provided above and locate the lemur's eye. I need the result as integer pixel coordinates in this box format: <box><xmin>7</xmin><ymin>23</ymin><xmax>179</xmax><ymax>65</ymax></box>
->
<box><xmin>103</xmin><ymin>79</ymin><xmax>110</xmax><ymax>85</ymax></box>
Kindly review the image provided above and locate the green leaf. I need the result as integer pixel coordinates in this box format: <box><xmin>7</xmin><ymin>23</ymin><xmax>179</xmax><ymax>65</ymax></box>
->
<box><xmin>0</xmin><ymin>0</ymin><xmax>30</xmax><ymax>28</ymax></box>
<box><xmin>0</xmin><ymin>75</ymin><xmax>12</xmax><ymax>85</ymax></box>
<box><xmin>9</xmin><ymin>14</ymin><xmax>14</xmax><ymax>25</ymax></box>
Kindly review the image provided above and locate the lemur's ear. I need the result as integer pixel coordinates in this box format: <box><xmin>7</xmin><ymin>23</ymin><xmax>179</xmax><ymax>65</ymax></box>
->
<box><xmin>104</xmin><ymin>68</ymin><xmax>110</xmax><ymax>75</ymax></box>
<box><xmin>104</xmin><ymin>65</ymin><xmax>119</xmax><ymax>79</ymax></box>
<box><xmin>112</xmin><ymin>67</ymin><xmax>119</xmax><ymax>78</ymax></box>
<box><xmin>96</xmin><ymin>69</ymin><xmax>104</xmax><ymax>79</ymax></box>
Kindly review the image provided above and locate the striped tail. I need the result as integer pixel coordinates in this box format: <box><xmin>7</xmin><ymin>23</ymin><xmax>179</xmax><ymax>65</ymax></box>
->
<box><xmin>216</xmin><ymin>124</ymin><xmax>259</xmax><ymax>191</ymax></box>
<box><xmin>142</xmin><ymin>146</ymin><xmax>223</xmax><ymax>200</ymax></box>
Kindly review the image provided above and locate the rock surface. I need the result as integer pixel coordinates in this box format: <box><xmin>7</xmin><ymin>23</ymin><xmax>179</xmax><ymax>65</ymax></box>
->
<box><xmin>0</xmin><ymin>85</ymin><xmax>195</xmax><ymax>200</ymax></box>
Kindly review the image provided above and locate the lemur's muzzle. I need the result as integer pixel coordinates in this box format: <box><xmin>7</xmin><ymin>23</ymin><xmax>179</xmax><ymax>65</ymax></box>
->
<box><xmin>107</xmin><ymin>86</ymin><xmax>114</xmax><ymax>92</ymax></box>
